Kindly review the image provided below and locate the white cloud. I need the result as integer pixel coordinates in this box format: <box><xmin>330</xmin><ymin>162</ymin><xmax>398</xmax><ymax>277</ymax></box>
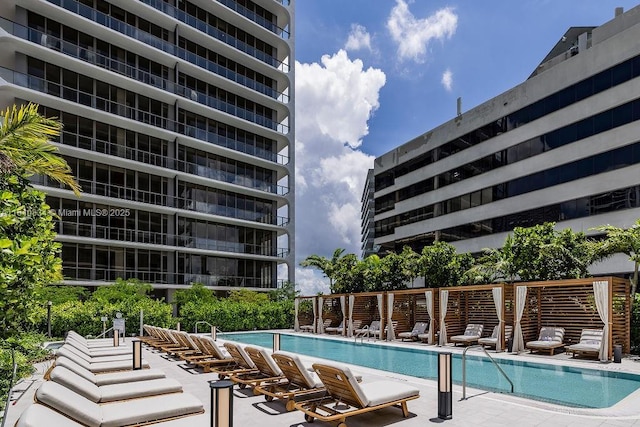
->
<box><xmin>345</xmin><ymin>24</ymin><xmax>372</xmax><ymax>52</ymax></box>
<box><xmin>441</xmin><ymin>68</ymin><xmax>453</xmax><ymax>91</ymax></box>
<box><xmin>294</xmin><ymin>50</ymin><xmax>385</xmax><ymax>295</ymax></box>
<box><xmin>386</xmin><ymin>0</ymin><xmax>458</xmax><ymax>63</ymax></box>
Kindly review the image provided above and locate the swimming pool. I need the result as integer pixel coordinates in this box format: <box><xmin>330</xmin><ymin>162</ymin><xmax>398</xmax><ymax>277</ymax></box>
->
<box><xmin>220</xmin><ymin>332</ymin><xmax>640</xmax><ymax>408</ymax></box>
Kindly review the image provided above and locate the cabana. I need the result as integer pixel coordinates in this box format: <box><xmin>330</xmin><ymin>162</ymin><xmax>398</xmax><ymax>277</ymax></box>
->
<box><xmin>350</xmin><ymin>292</ymin><xmax>385</xmax><ymax>339</ymax></box>
<box><xmin>511</xmin><ymin>277</ymin><xmax>629</xmax><ymax>360</ymax></box>
<box><xmin>295</xmin><ymin>296</ymin><xmax>317</xmax><ymax>333</ymax></box>
<box><xmin>438</xmin><ymin>284</ymin><xmax>510</xmax><ymax>350</ymax></box>
<box><xmin>318</xmin><ymin>294</ymin><xmax>346</xmax><ymax>334</ymax></box>
<box><xmin>387</xmin><ymin>289</ymin><xmax>438</xmax><ymax>344</ymax></box>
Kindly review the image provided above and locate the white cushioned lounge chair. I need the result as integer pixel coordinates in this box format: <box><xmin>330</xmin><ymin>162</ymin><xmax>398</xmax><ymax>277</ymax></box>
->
<box><xmin>34</xmin><ymin>381</ymin><xmax>203</xmax><ymax>427</ymax></box>
<box><xmin>398</xmin><ymin>322</ymin><xmax>428</xmax><ymax>341</ymax></box>
<box><xmin>255</xmin><ymin>351</ymin><xmax>326</xmax><ymax>411</ymax></box>
<box><xmin>58</xmin><ymin>344</ymin><xmax>132</xmax><ymax>362</ymax></box>
<box><xmin>67</xmin><ymin>331</ymin><xmax>120</xmax><ymax>349</ymax></box>
<box><xmin>48</xmin><ymin>366</ymin><xmax>183</xmax><ymax>403</ymax></box>
<box><xmin>294</xmin><ymin>362</ymin><xmax>419</xmax><ymax>426</ymax></box>
<box><xmin>229</xmin><ymin>346</ymin><xmax>285</xmax><ymax>389</ymax></box>
<box><xmin>65</xmin><ymin>338</ymin><xmax>132</xmax><ymax>357</ymax></box>
<box><xmin>450</xmin><ymin>324</ymin><xmax>484</xmax><ymax>346</ymax></box>
<box><xmin>526</xmin><ymin>326</ymin><xmax>565</xmax><ymax>355</ymax></box>
<box><xmin>567</xmin><ymin>329</ymin><xmax>603</xmax><ymax>358</ymax></box>
<box><xmin>478</xmin><ymin>325</ymin><xmax>513</xmax><ymax>349</ymax></box>
<box><xmin>54</xmin><ymin>356</ymin><xmax>165</xmax><ymax>385</ymax></box>
<box><xmin>55</xmin><ymin>349</ymin><xmax>149</xmax><ymax>373</ymax></box>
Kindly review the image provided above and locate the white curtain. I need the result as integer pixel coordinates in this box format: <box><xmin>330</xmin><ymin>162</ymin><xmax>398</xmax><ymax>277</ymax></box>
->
<box><xmin>492</xmin><ymin>287</ymin><xmax>504</xmax><ymax>352</ymax></box>
<box><xmin>339</xmin><ymin>295</ymin><xmax>346</xmax><ymax>336</ymax></box>
<box><xmin>377</xmin><ymin>294</ymin><xmax>384</xmax><ymax>339</ymax></box>
<box><xmin>593</xmin><ymin>280</ymin><xmax>610</xmax><ymax>361</ymax></box>
<box><xmin>512</xmin><ymin>286</ymin><xmax>527</xmax><ymax>353</ymax></box>
<box><xmin>294</xmin><ymin>298</ymin><xmax>299</xmax><ymax>332</ymax></box>
<box><xmin>318</xmin><ymin>297</ymin><xmax>324</xmax><ymax>334</ymax></box>
<box><xmin>425</xmin><ymin>290</ymin><xmax>434</xmax><ymax>344</ymax></box>
<box><xmin>348</xmin><ymin>295</ymin><xmax>355</xmax><ymax>337</ymax></box>
<box><xmin>386</xmin><ymin>293</ymin><xmax>395</xmax><ymax>341</ymax></box>
<box><xmin>439</xmin><ymin>290</ymin><xmax>449</xmax><ymax>346</ymax></box>
<box><xmin>311</xmin><ymin>297</ymin><xmax>317</xmax><ymax>334</ymax></box>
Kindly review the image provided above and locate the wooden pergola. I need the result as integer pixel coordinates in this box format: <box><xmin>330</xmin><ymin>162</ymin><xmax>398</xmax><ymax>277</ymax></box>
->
<box><xmin>295</xmin><ymin>277</ymin><xmax>630</xmax><ymax>359</ymax></box>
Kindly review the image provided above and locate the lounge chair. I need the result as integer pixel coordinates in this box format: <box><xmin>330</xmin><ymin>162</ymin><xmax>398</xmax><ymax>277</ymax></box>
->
<box><xmin>188</xmin><ymin>336</ymin><xmax>236</xmax><ymax>372</ymax></box>
<box><xmin>48</xmin><ymin>366</ymin><xmax>183</xmax><ymax>403</ymax></box>
<box><xmin>450</xmin><ymin>324</ymin><xmax>484</xmax><ymax>346</ymax></box>
<box><xmin>54</xmin><ymin>356</ymin><xmax>166</xmax><ymax>386</ymax></box>
<box><xmin>566</xmin><ymin>329</ymin><xmax>603</xmax><ymax>358</ymax></box>
<box><xmin>55</xmin><ymin>349</ymin><xmax>150</xmax><ymax>373</ymax></box>
<box><xmin>398</xmin><ymin>322</ymin><xmax>428</xmax><ymax>341</ymax></box>
<box><xmin>478</xmin><ymin>325</ymin><xmax>514</xmax><ymax>349</ymax></box>
<box><xmin>526</xmin><ymin>327</ymin><xmax>566</xmax><ymax>355</ymax></box>
<box><xmin>66</xmin><ymin>331</ymin><xmax>123</xmax><ymax>349</ymax></box>
<box><xmin>229</xmin><ymin>346</ymin><xmax>285</xmax><ymax>390</ymax></box>
<box><xmin>202</xmin><ymin>341</ymin><xmax>257</xmax><ymax>377</ymax></box>
<box><xmin>15</xmin><ymin>404</ymin><xmax>209</xmax><ymax>427</ymax></box>
<box><xmin>58</xmin><ymin>344</ymin><xmax>132</xmax><ymax>362</ymax></box>
<box><xmin>64</xmin><ymin>338</ymin><xmax>132</xmax><ymax>357</ymax></box>
<box><xmin>325</xmin><ymin>320</ymin><xmax>344</xmax><ymax>334</ymax></box>
<box><xmin>255</xmin><ymin>351</ymin><xmax>326</xmax><ymax>411</ymax></box>
<box><xmin>355</xmin><ymin>320</ymin><xmax>381</xmax><ymax>338</ymax></box>
<box><xmin>294</xmin><ymin>362</ymin><xmax>420</xmax><ymax>426</ymax></box>
<box><xmin>34</xmin><ymin>381</ymin><xmax>204</xmax><ymax>427</ymax></box>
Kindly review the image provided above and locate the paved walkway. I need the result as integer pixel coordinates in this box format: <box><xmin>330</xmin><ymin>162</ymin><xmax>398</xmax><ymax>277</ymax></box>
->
<box><xmin>5</xmin><ymin>332</ymin><xmax>640</xmax><ymax>426</ymax></box>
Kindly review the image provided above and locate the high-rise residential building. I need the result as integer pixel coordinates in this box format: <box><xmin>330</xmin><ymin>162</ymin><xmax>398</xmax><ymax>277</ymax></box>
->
<box><xmin>360</xmin><ymin>168</ymin><xmax>375</xmax><ymax>259</ymax></box>
<box><xmin>0</xmin><ymin>0</ymin><xmax>295</xmax><ymax>299</ymax></box>
<box><xmin>370</xmin><ymin>6</ymin><xmax>640</xmax><ymax>277</ymax></box>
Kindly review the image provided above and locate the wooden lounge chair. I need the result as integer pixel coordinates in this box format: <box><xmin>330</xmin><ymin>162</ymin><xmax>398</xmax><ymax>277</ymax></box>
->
<box><xmin>202</xmin><ymin>342</ymin><xmax>258</xmax><ymax>377</ymax></box>
<box><xmin>255</xmin><ymin>351</ymin><xmax>326</xmax><ymax>411</ymax></box>
<box><xmin>478</xmin><ymin>325</ymin><xmax>513</xmax><ymax>349</ymax></box>
<box><xmin>526</xmin><ymin>327</ymin><xmax>565</xmax><ymax>355</ymax></box>
<box><xmin>34</xmin><ymin>381</ymin><xmax>204</xmax><ymax>427</ymax></box>
<box><xmin>294</xmin><ymin>362</ymin><xmax>419</xmax><ymax>427</ymax></box>
<box><xmin>229</xmin><ymin>346</ymin><xmax>285</xmax><ymax>390</ymax></box>
<box><xmin>450</xmin><ymin>324</ymin><xmax>484</xmax><ymax>346</ymax></box>
<box><xmin>398</xmin><ymin>322</ymin><xmax>428</xmax><ymax>341</ymax></box>
<box><xmin>48</xmin><ymin>366</ymin><xmax>183</xmax><ymax>403</ymax></box>
<box><xmin>187</xmin><ymin>336</ymin><xmax>236</xmax><ymax>372</ymax></box>
<box><xmin>566</xmin><ymin>329</ymin><xmax>603</xmax><ymax>358</ymax></box>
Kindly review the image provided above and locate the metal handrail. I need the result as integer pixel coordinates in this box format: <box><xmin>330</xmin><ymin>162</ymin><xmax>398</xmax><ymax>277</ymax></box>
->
<box><xmin>95</xmin><ymin>327</ymin><xmax>115</xmax><ymax>339</ymax></box>
<box><xmin>194</xmin><ymin>321</ymin><xmax>215</xmax><ymax>335</ymax></box>
<box><xmin>461</xmin><ymin>345</ymin><xmax>514</xmax><ymax>400</ymax></box>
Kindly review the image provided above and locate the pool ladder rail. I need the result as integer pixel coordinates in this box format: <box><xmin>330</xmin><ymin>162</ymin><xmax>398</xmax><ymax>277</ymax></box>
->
<box><xmin>461</xmin><ymin>345</ymin><xmax>514</xmax><ymax>400</ymax></box>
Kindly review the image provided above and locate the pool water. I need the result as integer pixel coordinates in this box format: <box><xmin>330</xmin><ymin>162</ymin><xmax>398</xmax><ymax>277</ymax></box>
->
<box><xmin>220</xmin><ymin>332</ymin><xmax>640</xmax><ymax>408</ymax></box>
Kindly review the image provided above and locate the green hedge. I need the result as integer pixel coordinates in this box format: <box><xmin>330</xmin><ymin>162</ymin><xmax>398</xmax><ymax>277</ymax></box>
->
<box><xmin>179</xmin><ymin>299</ymin><xmax>294</xmax><ymax>332</ymax></box>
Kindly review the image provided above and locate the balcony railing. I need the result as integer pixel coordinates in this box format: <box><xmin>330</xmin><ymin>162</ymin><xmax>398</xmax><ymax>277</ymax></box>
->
<box><xmin>33</xmin><ymin>174</ymin><xmax>289</xmax><ymax>226</ymax></box>
<box><xmin>0</xmin><ymin>66</ymin><xmax>289</xmax><ymax>164</ymax></box>
<box><xmin>140</xmin><ymin>0</ymin><xmax>290</xmax><ymax>40</ymax></box>
<box><xmin>59</xmin><ymin>131</ymin><xmax>290</xmax><ymax>195</ymax></box>
<box><xmin>32</xmin><ymin>3</ymin><xmax>287</xmax><ymax>101</ymax></box>
<box><xmin>0</xmin><ymin>17</ymin><xmax>288</xmax><ymax>132</ymax></box>
<box><xmin>46</xmin><ymin>0</ymin><xmax>289</xmax><ymax>72</ymax></box>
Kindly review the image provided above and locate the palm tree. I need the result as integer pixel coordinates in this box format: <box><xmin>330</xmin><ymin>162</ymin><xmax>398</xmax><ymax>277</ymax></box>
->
<box><xmin>300</xmin><ymin>248</ymin><xmax>345</xmax><ymax>289</ymax></box>
<box><xmin>0</xmin><ymin>103</ymin><xmax>80</xmax><ymax>195</ymax></box>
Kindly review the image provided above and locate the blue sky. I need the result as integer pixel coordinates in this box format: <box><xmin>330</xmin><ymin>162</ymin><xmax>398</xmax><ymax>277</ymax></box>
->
<box><xmin>291</xmin><ymin>1</ymin><xmax>640</xmax><ymax>295</ymax></box>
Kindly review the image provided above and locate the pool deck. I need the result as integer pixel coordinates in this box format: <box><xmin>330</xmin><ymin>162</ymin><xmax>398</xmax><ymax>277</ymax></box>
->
<box><xmin>6</xmin><ymin>331</ymin><xmax>640</xmax><ymax>426</ymax></box>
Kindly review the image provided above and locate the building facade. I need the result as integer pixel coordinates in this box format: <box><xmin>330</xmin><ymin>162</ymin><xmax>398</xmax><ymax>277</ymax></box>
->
<box><xmin>370</xmin><ymin>6</ymin><xmax>640</xmax><ymax>276</ymax></box>
<box><xmin>360</xmin><ymin>168</ymin><xmax>375</xmax><ymax>259</ymax></box>
<box><xmin>0</xmin><ymin>0</ymin><xmax>295</xmax><ymax>298</ymax></box>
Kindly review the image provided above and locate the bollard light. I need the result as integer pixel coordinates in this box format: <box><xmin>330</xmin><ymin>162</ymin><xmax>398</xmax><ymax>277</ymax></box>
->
<box><xmin>47</xmin><ymin>301</ymin><xmax>52</xmax><ymax>338</ymax></box>
<box><xmin>272</xmin><ymin>333</ymin><xmax>280</xmax><ymax>352</ymax></box>
<box><xmin>176</xmin><ymin>322</ymin><xmax>181</xmax><ymax>331</ymax></box>
<box><xmin>113</xmin><ymin>330</ymin><xmax>120</xmax><ymax>347</ymax></box>
<box><xmin>438</xmin><ymin>352</ymin><xmax>452</xmax><ymax>420</ymax></box>
<box><xmin>209</xmin><ymin>380</ymin><xmax>234</xmax><ymax>427</ymax></box>
<box><xmin>212</xmin><ymin>326</ymin><xmax>217</xmax><ymax>341</ymax></box>
<box><xmin>133</xmin><ymin>340</ymin><xmax>142</xmax><ymax>370</ymax></box>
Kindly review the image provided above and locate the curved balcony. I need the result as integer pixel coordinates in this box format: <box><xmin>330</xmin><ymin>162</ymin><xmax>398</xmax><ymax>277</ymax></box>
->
<box><xmin>6</xmin><ymin>20</ymin><xmax>288</xmax><ymax>132</ymax></box>
<box><xmin>36</xmin><ymin>1</ymin><xmax>287</xmax><ymax>100</ymax></box>
<box><xmin>0</xmin><ymin>66</ymin><xmax>289</xmax><ymax>164</ymax></box>
<box><xmin>140</xmin><ymin>0</ymin><xmax>290</xmax><ymax>40</ymax></box>
<box><xmin>59</xmin><ymin>132</ymin><xmax>290</xmax><ymax>195</ymax></box>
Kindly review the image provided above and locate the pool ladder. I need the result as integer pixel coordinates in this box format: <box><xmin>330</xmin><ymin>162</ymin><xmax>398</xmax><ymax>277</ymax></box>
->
<box><xmin>461</xmin><ymin>345</ymin><xmax>514</xmax><ymax>400</ymax></box>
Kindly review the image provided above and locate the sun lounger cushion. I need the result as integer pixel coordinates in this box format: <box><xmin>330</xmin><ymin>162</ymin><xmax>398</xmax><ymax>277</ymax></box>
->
<box><xmin>398</xmin><ymin>322</ymin><xmax>428</xmax><ymax>340</ymax></box>
<box><xmin>252</xmin><ymin>347</ymin><xmax>283</xmax><ymax>376</ymax></box>
<box><xmin>67</xmin><ymin>331</ymin><xmax>119</xmax><ymax>348</ymax></box>
<box><xmin>16</xmin><ymin>404</ymin><xmax>85</xmax><ymax>427</ymax></box>
<box><xmin>65</xmin><ymin>338</ymin><xmax>132</xmax><ymax>356</ymax></box>
<box><xmin>36</xmin><ymin>381</ymin><xmax>203</xmax><ymax>427</ymax></box>
<box><xmin>274</xmin><ymin>351</ymin><xmax>323</xmax><ymax>388</ymax></box>
<box><xmin>58</xmin><ymin>345</ymin><xmax>132</xmax><ymax>362</ymax></box>
<box><xmin>478</xmin><ymin>325</ymin><xmax>513</xmax><ymax>347</ymax></box>
<box><xmin>526</xmin><ymin>327</ymin><xmax>565</xmax><ymax>352</ymax></box>
<box><xmin>360</xmin><ymin>381</ymin><xmax>420</xmax><ymax>407</ymax></box>
<box><xmin>56</xmin><ymin>356</ymin><xmax>165</xmax><ymax>385</ymax></box>
<box><xmin>56</xmin><ymin>351</ymin><xmax>149</xmax><ymax>373</ymax></box>
<box><xmin>450</xmin><ymin>324</ymin><xmax>483</xmax><ymax>343</ymax></box>
<box><xmin>49</xmin><ymin>366</ymin><xmax>182</xmax><ymax>402</ymax></box>
<box><xmin>567</xmin><ymin>329</ymin><xmax>602</xmax><ymax>354</ymax></box>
